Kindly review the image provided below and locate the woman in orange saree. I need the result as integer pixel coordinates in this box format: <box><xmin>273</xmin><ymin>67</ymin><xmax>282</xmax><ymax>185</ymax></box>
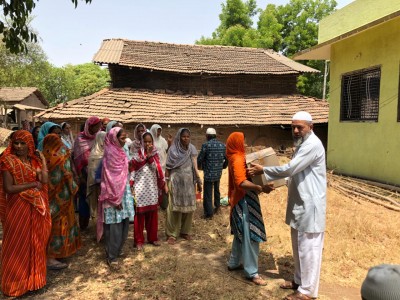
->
<box><xmin>0</xmin><ymin>130</ymin><xmax>51</xmax><ymax>297</ymax></box>
<box><xmin>43</xmin><ymin>133</ymin><xmax>81</xmax><ymax>270</ymax></box>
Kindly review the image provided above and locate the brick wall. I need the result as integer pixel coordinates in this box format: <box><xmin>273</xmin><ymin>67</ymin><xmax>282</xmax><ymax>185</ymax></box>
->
<box><xmin>109</xmin><ymin>66</ymin><xmax>298</xmax><ymax>96</ymax></box>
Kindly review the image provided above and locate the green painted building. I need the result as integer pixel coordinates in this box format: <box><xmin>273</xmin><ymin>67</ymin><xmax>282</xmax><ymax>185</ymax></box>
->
<box><xmin>295</xmin><ymin>0</ymin><xmax>400</xmax><ymax>185</ymax></box>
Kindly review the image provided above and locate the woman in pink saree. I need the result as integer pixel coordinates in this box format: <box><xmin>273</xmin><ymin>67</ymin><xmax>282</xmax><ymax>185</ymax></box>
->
<box><xmin>97</xmin><ymin>127</ymin><xmax>135</xmax><ymax>267</ymax></box>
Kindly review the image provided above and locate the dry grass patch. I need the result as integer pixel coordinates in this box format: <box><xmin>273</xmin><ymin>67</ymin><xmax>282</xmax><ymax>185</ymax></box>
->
<box><xmin>2</xmin><ymin>164</ymin><xmax>399</xmax><ymax>299</ymax></box>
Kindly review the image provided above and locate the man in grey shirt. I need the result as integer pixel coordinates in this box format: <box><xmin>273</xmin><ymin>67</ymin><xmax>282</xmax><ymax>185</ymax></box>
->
<box><xmin>249</xmin><ymin>111</ymin><xmax>326</xmax><ymax>300</ymax></box>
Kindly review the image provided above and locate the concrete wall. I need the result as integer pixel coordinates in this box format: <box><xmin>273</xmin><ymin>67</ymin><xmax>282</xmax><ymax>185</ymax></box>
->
<box><xmin>318</xmin><ymin>0</ymin><xmax>400</xmax><ymax>43</ymax></box>
<box><xmin>327</xmin><ymin>17</ymin><xmax>400</xmax><ymax>185</ymax></box>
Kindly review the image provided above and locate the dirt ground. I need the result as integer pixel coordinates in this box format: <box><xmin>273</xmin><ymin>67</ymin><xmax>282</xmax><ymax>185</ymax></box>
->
<box><xmin>1</xmin><ymin>166</ymin><xmax>400</xmax><ymax>300</ymax></box>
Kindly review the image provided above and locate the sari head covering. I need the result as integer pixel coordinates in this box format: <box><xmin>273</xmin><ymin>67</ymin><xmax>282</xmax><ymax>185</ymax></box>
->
<box><xmin>60</xmin><ymin>122</ymin><xmax>74</xmax><ymax>149</ymax></box>
<box><xmin>73</xmin><ymin>116</ymin><xmax>101</xmax><ymax>173</ymax></box>
<box><xmin>0</xmin><ymin>130</ymin><xmax>51</xmax><ymax>297</ymax></box>
<box><xmin>99</xmin><ymin>127</ymin><xmax>128</xmax><ymax>206</ymax></box>
<box><xmin>42</xmin><ymin>134</ymin><xmax>70</xmax><ymax>172</ymax></box>
<box><xmin>0</xmin><ymin>130</ymin><xmax>46</xmax><ymax>220</ymax></box>
<box><xmin>226</xmin><ymin>132</ymin><xmax>247</xmax><ymax>209</ymax></box>
<box><xmin>37</xmin><ymin>121</ymin><xmax>61</xmax><ymax>151</ymax></box>
<box><xmin>166</xmin><ymin>128</ymin><xmax>197</xmax><ymax>170</ymax></box>
<box><xmin>1</xmin><ymin>130</ymin><xmax>41</xmax><ymax>165</ymax></box>
<box><xmin>97</xmin><ymin>127</ymin><xmax>128</xmax><ymax>241</ymax></box>
<box><xmin>130</xmin><ymin>123</ymin><xmax>147</xmax><ymax>152</ymax></box>
<box><xmin>106</xmin><ymin>120</ymin><xmax>118</xmax><ymax>133</ymax></box>
<box><xmin>131</xmin><ymin>132</ymin><xmax>164</xmax><ymax>198</ymax></box>
<box><xmin>150</xmin><ymin>124</ymin><xmax>162</xmax><ymax>144</ymax></box>
<box><xmin>90</xmin><ymin>131</ymin><xmax>106</xmax><ymax>158</ymax></box>
<box><xmin>42</xmin><ymin>133</ymin><xmax>77</xmax><ymax>203</ymax></box>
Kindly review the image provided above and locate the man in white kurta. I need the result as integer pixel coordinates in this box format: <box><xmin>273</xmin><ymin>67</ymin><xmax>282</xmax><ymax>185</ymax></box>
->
<box><xmin>249</xmin><ymin>111</ymin><xmax>326</xmax><ymax>300</ymax></box>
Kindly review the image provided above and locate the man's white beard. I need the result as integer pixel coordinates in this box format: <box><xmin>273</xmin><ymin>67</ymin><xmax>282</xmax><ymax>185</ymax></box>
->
<box><xmin>293</xmin><ymin>132</ymin><xmax>311</xmax><ymax>147</ymax></box>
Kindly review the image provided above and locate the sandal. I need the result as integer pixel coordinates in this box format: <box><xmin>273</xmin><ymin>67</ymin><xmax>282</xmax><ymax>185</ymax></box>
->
<box><xmin>249</xmin><ymin>275</ymin><xmax>267</xmax><ymax>286</ymax></box>
<box><xmin>136</xmin><ymin>244</ymin><xmax>144</xmax><ymax>251</ymax></box>
<box><xmin>166</xmin><ymin>237</ymin><xmax>176</xmax><ymax>245</ymax></box>
<box><xmin>107</xmin><ymin>259</ymin><xmax>119</xmax><ymax>270</ymax></box>
<box><xmin>280</xmin><ymin>280</ymin><xmax>300</xmax><ymax>290</ymax></box>
<box><xmin>284</xmin><ymin>291</ymin><xmax>312</xmax><ymax>300</ymax></box>
<box><xmin>180</xmin><ymin>233</ymin><xmax>192</xmax><ymax>241</ymax></box>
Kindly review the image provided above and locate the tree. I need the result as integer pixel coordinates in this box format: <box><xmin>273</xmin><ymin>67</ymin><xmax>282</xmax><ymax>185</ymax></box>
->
<box><xmin>274</xmin><ymin>0</ymin><xmax>336</xmax><ymax>97</ymax></box>
<box><xmin>257</xmin><ymin>4</ymin><xmax>283</xmax><ymax>50</ymax></box>
<box><xmin>0</xmin><ymin>39</ymin><xmax>110</xmax><ymax>106</ymax></box>
<box><xmin>0</xmin><ymin>0</ymin><xmax>92</xmax><ymax>54</ymax></box>
<box><xmin>196</xmin><ymin>0</ymin><xmax>259</xmax><ymax>47</ymax></box>
<box><xmin>67</xmin><ymin>63</ymin><xmax>110</xmax><ymax>98</ymax></box>
<box><xmin>197</xmin><ymin>0</ymin><xmax>337</xmax><ymax>98</ymax></box>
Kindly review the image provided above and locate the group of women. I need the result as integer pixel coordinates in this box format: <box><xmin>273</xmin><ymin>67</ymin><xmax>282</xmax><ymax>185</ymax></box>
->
<box><xmin>0</xmin><ymin>116</ymin><xmax>273</xmax><ymax>297</ymax></box>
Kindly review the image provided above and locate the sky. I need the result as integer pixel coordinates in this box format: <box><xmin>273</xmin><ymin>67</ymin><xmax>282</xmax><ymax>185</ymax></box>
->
<box><xmin>31</xmin><ymin>0</ymin><xmax>354</xmax><ymax>67</ymax></box>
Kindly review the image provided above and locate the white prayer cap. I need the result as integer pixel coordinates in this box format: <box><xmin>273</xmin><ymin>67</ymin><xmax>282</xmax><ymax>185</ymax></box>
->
<box><xmin>292</xmin><ymin>111</ymin><xmax>313</xmax><ymax>122</ymax></box>
<box><xmin>206</xmin><ymin>128</ymin><xmax>216</xmax><ymax>135</ymax></box>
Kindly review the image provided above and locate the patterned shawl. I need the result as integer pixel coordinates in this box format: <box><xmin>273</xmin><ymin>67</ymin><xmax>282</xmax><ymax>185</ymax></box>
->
<box><xmin>226</xmin><ymin>132</ymin><xmax>247</xmax><ymax>209</ymax></box>
<box><xmin>73</xmin><ymin>116</ymin><xmax>101</xmax><ymax>173</ymax></box>
<box><xmin>99</xmin><ymin>127</ymin><xmax>128</xmax><ymax>207</ymax></box>
<box><xmin>130</xmin><ymin>132</ymin><xmax>165</xmax><ymax>201</ymax></box>
<box><xmin>0</xmin><ymin>130</ymin><xmax>47</xmax><ymax>222</ymax></box>
<box><xmin>60</xmin><ymin>122</ymin><xmax>74</xmax><ymax>149</ymax></box>
<box><xmin>42</xmin><ymin>133</ymin><xmax>78</xmax><ymax>218</ymax></box>
<box><xmin>166</xmin><ymin>128</ymin><xmax>197</xmax><ymax>170</ymax></box>
<box><xmin>37</xmin><ymin>121</ymin><xmax>61</xmax><ymax>151</ymax></box>
<box><xmin>97</xmin><ymin>127</ymin><xmax>128</xmax><ymax>242</ymax></box>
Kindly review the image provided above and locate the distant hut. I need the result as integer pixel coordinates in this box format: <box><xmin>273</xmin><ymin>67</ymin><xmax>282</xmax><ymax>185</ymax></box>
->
<box><xmin>0</xmin><ymin>87</ymin><xmax>48</xmax><ymax>129</ymax></box>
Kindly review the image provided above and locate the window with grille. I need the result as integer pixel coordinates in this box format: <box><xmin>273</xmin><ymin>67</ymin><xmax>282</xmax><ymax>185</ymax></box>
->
<box><xmin>340</xmin><ymin>67</ymin><xmax>381</xmax><ymax>121</ymax></box>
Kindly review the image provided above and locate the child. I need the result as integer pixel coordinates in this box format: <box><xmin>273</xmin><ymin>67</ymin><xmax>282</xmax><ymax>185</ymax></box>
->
<box><xmin>130</xmin><ymin>132</ymin><xmax>167</xmax><ymax>250</ymax></box>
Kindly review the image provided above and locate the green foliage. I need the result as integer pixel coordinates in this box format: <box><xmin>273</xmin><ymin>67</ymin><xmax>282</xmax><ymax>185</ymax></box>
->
<box><xmin>276</xmin><ymin>0</ymin><xmax>337</xmax><ymax>57</ymax></box>
<box><xmin>257</xmin><ymin>4</ymin><xmax>283</xmax><ymax>50</ymax></box>
<box><xmin>0</xmin><ymin>0</ymin><xmax>92</xmax><ymax>54</ymax></box>
<box><xmin>197</xmin><ymin>0</ymin><xmax>337</xmax><ymax>98</ymax></box>
<box><xmin>0</xmin><ymin>40</ymin><xmax>110</xmax><ymax>106</ymax></box>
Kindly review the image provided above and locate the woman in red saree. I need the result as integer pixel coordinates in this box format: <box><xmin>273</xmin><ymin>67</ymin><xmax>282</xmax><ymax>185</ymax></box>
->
<box><xmin>43</xmin><ymin>133</ymin><xmax>81</xmax><ymax>270</ymax></box>
<box><xmin>0</xmin><ymin>130</ymin><xmax>51</xmax><ymax>297</ymax></box>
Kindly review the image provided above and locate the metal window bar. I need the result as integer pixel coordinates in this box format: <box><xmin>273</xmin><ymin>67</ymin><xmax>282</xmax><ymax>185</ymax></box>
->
<box><xmin>340</xmin><ymin>67</ymin><xmax>381</xmax><ymax>121</ymax></box>
<box><xmin>398</xmin><ymin>66</ymin><xmax>400</xmax><ymax>122</ymax></box>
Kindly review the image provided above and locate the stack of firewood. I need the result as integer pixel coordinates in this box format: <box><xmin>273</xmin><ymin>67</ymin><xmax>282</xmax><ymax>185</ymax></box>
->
<box><xmin>328</xmin><ymin>173</ymin><xmax>400</xmax><ymax>212</ymax></box>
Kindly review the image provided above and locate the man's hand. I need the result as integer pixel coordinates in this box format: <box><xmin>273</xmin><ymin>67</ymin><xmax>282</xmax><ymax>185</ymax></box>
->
<box><xmin>247</xmin><ymin>163</ymin><xmax>264</xmax><ymax>176</ymax></box>
<box><xmin>262</xmin><ymin>183</ymin><xmax>274</xmax><ymax>194</ymax></box>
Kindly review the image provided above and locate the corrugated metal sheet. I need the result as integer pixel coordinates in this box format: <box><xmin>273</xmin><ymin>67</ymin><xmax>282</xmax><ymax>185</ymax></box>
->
<box><xmin>36</xmin><ymin>88</ymin><xmax>328</xmax><ymax>125</ymax></box>
<box><xmin>92</xmin><ymin>39</ymin><xmax>124</xmax><ymax>64</ymax></box>
<box><xmin>92</xmin><ymin>39</ymin><xmax>319</xmax><ymax>75</ymax></box>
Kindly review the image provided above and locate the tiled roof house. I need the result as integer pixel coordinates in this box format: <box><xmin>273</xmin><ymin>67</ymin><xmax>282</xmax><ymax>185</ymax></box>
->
<box><xmin>0</xmin><ymin>87</ymin><xmax>48</xmax><ymax>129</ymax></box>
<box><xmin>36</xmin><ymin>39</ymin><xmax>329</xmax><ymax>148</ymax></box>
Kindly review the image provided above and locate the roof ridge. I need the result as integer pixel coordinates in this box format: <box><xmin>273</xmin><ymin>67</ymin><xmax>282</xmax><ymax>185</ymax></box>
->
<box><xmin>93</xmin><ymin>39</ymin><xmax>318</xmax><ymax>74</ymax></box>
